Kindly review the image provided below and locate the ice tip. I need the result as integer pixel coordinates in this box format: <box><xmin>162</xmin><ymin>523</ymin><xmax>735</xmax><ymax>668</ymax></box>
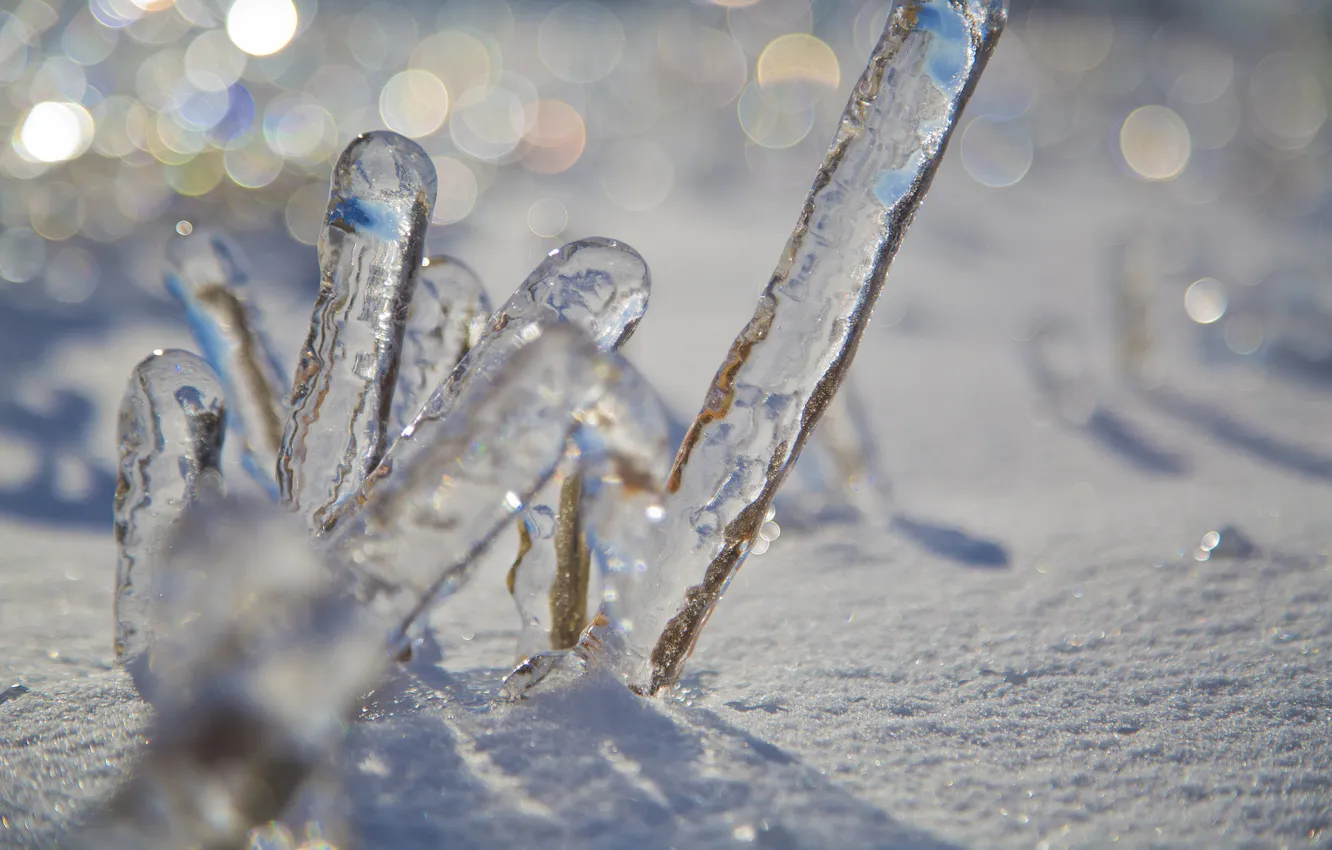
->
<box><xmin>332</xmin><ymin>130</ymin><xmax>438</xmax><ymax>214</ymax></box>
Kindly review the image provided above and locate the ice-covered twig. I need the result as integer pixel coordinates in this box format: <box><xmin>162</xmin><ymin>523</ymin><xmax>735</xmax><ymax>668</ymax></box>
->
<box><xmin>328</xmin><ymin>322</ymin><xmax>670</xmax><ymax>643</ymax></box>
<box><xmin>113</xmin><ymin>351</ymin><xmax>227</xmax><ymax>683</ymax></box>
<box><xmin>279</xmin><ymin>131</ymin><xmax>436</xmax><ymax>533</ymax></box>
<box><xmin>165</xmin><ymin>229</ymin><xmax>287</xmax><ymax>496</ymax></box>
<box><xmin>432</xmin><ymin>238</ymin><xmax>649</xmax><ymax>657</ymax></box>
<box><xmin>400</xmin><ymin>237</ymin><xmax>650</xmax><ymax>439</ymax></box>
<box><xmin>573</xmin><ymin>0</ymin><xmax>1006</xmax><ymax>695</ymax></box>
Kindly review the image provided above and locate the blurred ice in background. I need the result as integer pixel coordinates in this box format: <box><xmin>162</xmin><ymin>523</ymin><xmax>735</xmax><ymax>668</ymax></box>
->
<box><xmin>0</xmin><ymin>0</ymin><xmax>1329</xmax><ymax>526</ymax></box>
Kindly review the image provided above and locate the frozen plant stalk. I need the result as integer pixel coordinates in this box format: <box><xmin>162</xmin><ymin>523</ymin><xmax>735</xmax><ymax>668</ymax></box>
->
<box><xmin>279</xmin><ymin>131</ymin><xmax>436</xmax><ymax>532</ymax></box>
<box><xmin>113</xmin><ymin>350</ymin><xmax>227</xmax><ymax>675</ymax></box>
<box><xmin>561</xmin><ymin>0</ymin><xmax>1007</xmax><ymax>695</ymax></box>
<box><xmin>165</xmin><ymin>230</ymin><xmax>287</xmax><ymax>495</ymax></box>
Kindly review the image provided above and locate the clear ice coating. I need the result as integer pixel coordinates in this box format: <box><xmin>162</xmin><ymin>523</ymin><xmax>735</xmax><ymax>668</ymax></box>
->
<box><xmin>555</xmin><ymin>0</ymin><xmax>1006</xmax><ymax>695</ymax></box>
<box><xmin>84</xmin><ymin>326</ymin><xmax>674</xmax><ymax>848</ymax></box>
<box><xmin>113</xmin><ymin>350</ymin><xmax>227</xmax><ymax>674</ymax></box>
<box><xmin>165</xmin><ymin>229</ymin><xmax>287</xmax><ymax>496</ymax></box>
<box><xmin>327</xmin><ymin>322</ymin><xmax>671</xmax><ymax>643</ymax></box>
<box><xmin>509</xmin><ymin>475</ymin><xmax>591</xmax><ymax>658</ymax></box>
<box><xmin>400</xmin><ymin>237</ymin><xmax>650</xmax><ymax>439</ymax></box>
<box><xmin>279</xmin><ymin>131</ymin><xmax>436</xmax><ymax>532</ymax></box>
<box><xmin>392</xmin><ymin>254</ymin><xmax>493</xmax><ymax>433</ymax></box>
<box><xmin>434</xmin><ymin>238</ymin><xmax>649</xmax><ymax>657</ymax></box>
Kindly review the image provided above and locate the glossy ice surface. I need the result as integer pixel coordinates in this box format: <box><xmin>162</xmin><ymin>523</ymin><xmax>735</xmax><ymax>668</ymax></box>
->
<box><xmin>567</xmin><ymin>0</ymin><xmax>1006</xmax><ymax>695</ymax></box>
<box><xmin>112</xmin><ymin>350</ymin><xmax>226</xmax><ymax>678</ymax></box>
<box><xmin>279</xmin><ymin>131</ymin><xmax>435</xmax><ymax>533</ymax></box>
<box><xmin>165</xmin><ymin>230</ymin><xmax>287</xmax><ymax>495</ymax></box>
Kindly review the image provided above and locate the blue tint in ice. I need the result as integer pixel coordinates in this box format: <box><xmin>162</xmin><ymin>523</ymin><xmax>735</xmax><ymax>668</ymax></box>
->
<box><xmin>915</xmin><ymin>1</ymin><xmax>969</xmax><ymax>91</ymax></box>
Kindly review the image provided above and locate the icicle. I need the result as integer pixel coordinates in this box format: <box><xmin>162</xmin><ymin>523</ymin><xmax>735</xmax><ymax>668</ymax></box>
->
<box><xmin>569</xmin><ymin>0</ymin><xmax>1006</xmax><ymax>696</ymax></box>
<box><xmin>392</xmin><ymin>254</ymin><xmax>492</xmax><ymax>433</ymax></box>
<box><xmin>278</xmin><ymin>131</ymin><xmax>436</xmax><ymax>532</ymax></box>
<box><xmin>113</xmin><ymin>350</ymin><xmax>226</xmax><ymax>679</ymax></box>
<box><xmin>165</xmin><ymin>228</ymin><xmax>287</xmax><ymax>496</ymax></box>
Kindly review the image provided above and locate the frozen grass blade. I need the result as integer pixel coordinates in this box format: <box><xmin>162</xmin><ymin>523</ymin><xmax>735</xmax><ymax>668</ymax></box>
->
<box><xmin>329</xmin><ymin>322</ymin><xmax>670</xmax><ymax>643</ymax></box>
<box><xmin>278</xmin><ymin>131</ymin><xmax>436</xmax><ymax>532</ymax></box>
<box><xmin>400</xmin><ymin>237</ymin><xmax>649</xmax><ymax>438</ymax></box>
<box><xmin>113</xmin><ymin>350</ymin><xmax>226</xmax><ymax>679</ymax></box>
<box><xmin>165</xmin><ymin>229</ymin><xmax>287</xmax><ymax>496</ymax></box>
<box><xmin>570</xmin><ymin>0</ymin><xmax>1007</xmax><ymax>695</ymax></box>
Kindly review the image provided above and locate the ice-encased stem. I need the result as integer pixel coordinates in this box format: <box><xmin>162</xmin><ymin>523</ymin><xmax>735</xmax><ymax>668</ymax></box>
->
<box><xmin>279</xmin><ymin>131</ymin><xmax>437</xmax><ymax>532</ymax></box>
<box><xmin>83</xmin><ymin>326</ymin><xmax>671</xmax><ymax>848</ymax></box>
<box><xmin>327</xmin><ymin>323</ymin><xmax>670</xmax><ymax>642</ymax></box>
<box><xmin>590</xmin><ymin>0</ymin><xmax>1005</xmax><ymax>695</ymax></box>
<box><xmin>392</xmin><ymin>254</ymin><xmax>493</xmax><ymax>433</ymax></box>
<box><xmin>113</xmin><ymin>350</ymin><xmax>227</xmax><ymax>672</ymax></box>
<box><xmin>385</xmin><ymin>237</ymin><xmax>649</xmax><ymax>654</ymax></box>
<box><xmin>400</xmin><ymin>237</ymin><xmax>649</xmax><ymax>438</ymax></box>
<box><xmin>426</xmin><ymin>238</ymin><xmax>646</xmax><ymax>656</ymax></box>
<box><xmin>165</xmin><ymin>229</ymin><xmax>287</xmax><ymax>496</ymax></box>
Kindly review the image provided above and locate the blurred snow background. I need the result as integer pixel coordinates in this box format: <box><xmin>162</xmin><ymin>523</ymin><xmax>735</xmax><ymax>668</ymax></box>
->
<box><xmin>1</xmin><ymin>0</ymin><xmax>1330</xmax><ymax>847</ymax></box>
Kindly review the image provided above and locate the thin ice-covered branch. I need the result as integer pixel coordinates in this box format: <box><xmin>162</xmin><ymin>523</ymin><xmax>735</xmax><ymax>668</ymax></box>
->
<box><xmin>571</xmin><ymin>0</ymin><xmax>1007</xmax><ymax>695</ymax></box>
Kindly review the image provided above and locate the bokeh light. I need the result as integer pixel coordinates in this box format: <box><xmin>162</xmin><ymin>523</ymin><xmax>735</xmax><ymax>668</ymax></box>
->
<box><xmin>224</xmin><ymin>139</ymin><xmax>284</xmax><ymax>189</ymax></box>
<box><xmin>45</xmin><ymin>244</ymin><xmax>99</xmax><ymax>304</ymax></box>
<box><xmin>16</xmin><ymin>102</ymin><xmax>95</xmax><ymax>164</ymax></box>
<box><xmin>185</xmin><ymin>29</ymin><xmax>247</xmax><ymax>92</ymax></box>
<box><xmin>0</xmin><ymin>228</ymin><xmax>47</xmax><ymax>283</ymax></box>
<box><xmin>379</xmin><ymin>70</ymin><xmax>449</xmax><ymax>139</ymax></box>
<box><xmin>450</xmin><ymin>81</ymin><xmax>529</xmax><ymax>162</ymax></box>
<box><xmin>226</xmin><ymin>0</ymin><xmax>299</xmax><ymax>57</ymax></box>
<box><xmin>1119</xmin><ymin>105</ymin><xmax>1190</xmax><ymax>181</ymax></box>
<box><xmin>29</xmin><ymin>182</ymin><xmax>86</xmax><ymax>241</ymax></box>
<box><xmin>756</xmin><ymin>33</ymin><xmax>839</xmax><ymax>90</ymax></box>
<box><xmin>1249</xmin><ymin>52</ymin><xmax>1327</xmax><ymax>150</ymax></box>
<box><xmin>430</xmin><ymin>156</ymin><xmax>479</xmax><ymax>225</ymax></box>
<box><xmin>521</xmin><ymin>100</ymin><xmax>586</xmax><ymax>175</ymax></box>
<box><xmin>411</xmin><ymin>30</ymin><xmax>493</xmax><ymax>98</ymax></box>
<box><xmin>527</xmin><ymin>198</ymin><xmax>567</xmax><ymax>238</ymax></box>
<box><xmin>737</xmin><ymin>82</ymin><xmax>814</xmax><ymax>150</ymax></box>
<box><xmin>538</xmin><ymin>2</ymin><xmax>624</xmax><ymax>85</ymax></box>
<box><xmin>285</xmin><ymin>181</ymin><xmax>327</xmax><ymax>245</ymax></box>
<box><xmin>961</xmin><ymin>117</ymin><xmax>1033</xmax><ymax>188</ymax></box>
<box><xmin>1184</xmin><ymin>278</ymin><xmax>1226</xmax><ymax>325</ymax></box>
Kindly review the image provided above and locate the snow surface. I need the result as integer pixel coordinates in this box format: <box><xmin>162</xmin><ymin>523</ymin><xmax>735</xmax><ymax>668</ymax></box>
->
<box><xmin>3</xmin><ymin>30</ymin><xmax>1331</xmax><ymax>850</ymax></box>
